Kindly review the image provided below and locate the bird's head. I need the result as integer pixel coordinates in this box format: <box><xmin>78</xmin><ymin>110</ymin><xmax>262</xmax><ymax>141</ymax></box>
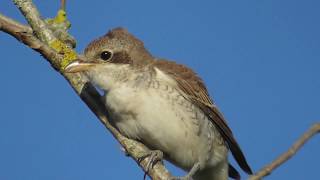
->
<box><xmin>64</xmin><ymin>27</ymin><xmax>154</xmax><ymax>74</ymax></box>
<box><xmin>64</xmin><ymin>28</ymin><xmax>154</xmax><ymax>90</ymax></box>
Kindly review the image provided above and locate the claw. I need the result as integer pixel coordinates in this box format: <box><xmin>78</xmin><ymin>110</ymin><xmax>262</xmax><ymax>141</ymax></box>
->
<box><xmin>137</xmin><ymin>150</ymin><xmax>163</xmax><ymax>180</ymax></box>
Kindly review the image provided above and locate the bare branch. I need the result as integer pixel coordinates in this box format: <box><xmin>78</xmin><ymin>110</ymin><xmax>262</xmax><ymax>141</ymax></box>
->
<box><xmin>13</xmin><ymin>0</ymin><xmax>55</xmax><ymax>44</ymax></box>
<box><xmin>248</xmin><ymin>123</ymin><xmax>320</xmax><ymax>180</ymax></box>
<box><xmin>0</xmin><ymin>13</ymin><xmax>31</xmax><ymax>33</ymax></box>
<box><xmin>0</xmin><ymin>1</ymin><xmax>173</xmax><ymax>179</ymax></box>
<box><xmin>60</xmin><ymin>0</ymin><xmax>66</xmax><ymax>11</ymax></box>
<box><xmin>0</xmin><ymin>13</ymin><xmax>61</xmax><ymax>69</ymax></box>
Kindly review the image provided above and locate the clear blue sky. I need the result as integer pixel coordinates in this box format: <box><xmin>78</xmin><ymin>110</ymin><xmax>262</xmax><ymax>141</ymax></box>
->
<box><xmin>0</xmin><ymin>0</ymin><xmax>319</xmax><ymax>179</ymax></box>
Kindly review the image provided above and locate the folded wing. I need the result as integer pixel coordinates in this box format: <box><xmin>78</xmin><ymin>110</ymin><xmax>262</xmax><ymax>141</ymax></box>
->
<box><xmin>154</xmin><ymin>60</ymin><xmax>253</xmax><ymax>175</ymax></box>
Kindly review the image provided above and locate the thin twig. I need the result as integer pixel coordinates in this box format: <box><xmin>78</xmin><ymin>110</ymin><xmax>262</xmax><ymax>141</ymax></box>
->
<box><xmin>248</xmin><ymin>123</ymin><xmax>320</xmax><ymax>180</ymax></box>
<box><xmin>0</xmin><ymin>13</ymin><xmax>31</xmax><ymax>32</ymax></box>
<box><xmin>60</xmin><ymin>0</ymin><xmax>66</xmax><ymax>11</ymax></box>
<box><xmin>0</xmin><ymin>13</ymin><xmax>61</xmax><ymax>69</ymax></box>
<box><xmin>13</xmin><ymin>0</ymin><xmax>55</xmax><ymax>43</ymax></box>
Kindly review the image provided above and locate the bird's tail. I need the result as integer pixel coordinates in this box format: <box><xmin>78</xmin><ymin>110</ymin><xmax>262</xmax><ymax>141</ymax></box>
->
<box><xmin>228</xmin><ymin>163</ymin><xmax>241</xmax><ymax>180</ymax></box>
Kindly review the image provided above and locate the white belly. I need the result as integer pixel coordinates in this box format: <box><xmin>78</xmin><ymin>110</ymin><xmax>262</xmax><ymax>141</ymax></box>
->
<box><xmin>104</xmin><ymin>81</ymin><xmax>225</xmax><ymax>170</ymax></box>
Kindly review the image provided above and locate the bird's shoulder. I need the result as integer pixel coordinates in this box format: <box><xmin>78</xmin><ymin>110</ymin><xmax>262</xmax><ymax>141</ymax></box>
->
<box><xmin>151</xmin><ymin>59</ymin><xmax>209</xmax><ymax>98</ymax></box>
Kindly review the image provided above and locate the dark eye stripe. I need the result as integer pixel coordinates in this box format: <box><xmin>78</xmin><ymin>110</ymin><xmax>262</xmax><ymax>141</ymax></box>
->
<box><xmin>111</xmin><ymin>52</ymin><xmax>132</xmax><ymax>64</ymax></box>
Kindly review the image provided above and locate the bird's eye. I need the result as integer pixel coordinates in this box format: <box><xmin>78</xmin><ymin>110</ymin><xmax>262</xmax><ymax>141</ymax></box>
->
<box><xmin>100</xmin><ymin>50</ymin><xmax>113</xmax><ymax>61</ymax></box>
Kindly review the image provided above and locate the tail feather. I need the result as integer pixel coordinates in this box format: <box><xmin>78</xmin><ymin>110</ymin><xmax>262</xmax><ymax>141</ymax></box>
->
<box><xmin>228</xmin><ymin>163</ymin><xmax>240</xmax><ymax>180</ymax></box>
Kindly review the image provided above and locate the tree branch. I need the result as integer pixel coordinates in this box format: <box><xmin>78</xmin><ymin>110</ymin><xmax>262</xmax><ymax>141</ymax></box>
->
<box><xmin>248</xmin><ymin>123</ymin><xmax>320</xmax><ymax>180</ymax></box>
<box><xmin>0</xmin><ymin>1</ymin><xmax>172</xmax><ymax>179</ymax></box>
<box><xmin>60</xmin><ymin>0</ymin><xmax>66</xmax><ymax>11</ymax></box>
<box><xmin>0</xmin><ymin>13</ymin><xmax>61</xmax><ymax>69</ymax></box>
<box><xmin>13</xmin><ymin>0</ymin><xmax>55</xmax><ymax>44</ymax></box>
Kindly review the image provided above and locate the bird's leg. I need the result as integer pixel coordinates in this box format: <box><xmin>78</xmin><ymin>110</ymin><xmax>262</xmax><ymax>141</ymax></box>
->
<box><xmin>137</xmin><ymin>149</ymin><xmax>164</xmax><ymax>180</ymax></box>
<box><xmin>171</xmin><ymin>162</ymin><xmax>201</xmax><ymax>180</ymax></box>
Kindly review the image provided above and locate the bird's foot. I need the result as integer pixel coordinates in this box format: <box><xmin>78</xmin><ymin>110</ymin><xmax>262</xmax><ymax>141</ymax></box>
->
<box><xmin>137</xmin><ymin>150</ymin><xmax>164</xmax><ymax>180</ymax></box>
<box><xmin>138</xmin><ymin>149</ymin><xmax>164</xmax><ymax>168</ymax></box>
<box><xmin>170</xmin><ymin>162</ymin><xmax>201</xmax><ymax>180</ymax></box>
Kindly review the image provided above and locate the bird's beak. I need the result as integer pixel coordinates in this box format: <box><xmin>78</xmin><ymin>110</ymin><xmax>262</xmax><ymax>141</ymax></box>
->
<box><xmin>64</xmin><ymin>55</ymin><xmax>97</xmax><ymax>73</ymax></box>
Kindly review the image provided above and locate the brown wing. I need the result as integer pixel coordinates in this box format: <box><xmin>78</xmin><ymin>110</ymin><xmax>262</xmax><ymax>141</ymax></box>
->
<box><xmin>154</xmin><ymin>60</ymin><xmax>252</xmax><ymax>175</ymax></box>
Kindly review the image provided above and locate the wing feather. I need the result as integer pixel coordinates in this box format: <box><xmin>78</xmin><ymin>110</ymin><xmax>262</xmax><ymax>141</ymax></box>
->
<box><xmin>153</xmin><ymin>60</ymin><xmax>252</xmax><ymax>175</ymax></box>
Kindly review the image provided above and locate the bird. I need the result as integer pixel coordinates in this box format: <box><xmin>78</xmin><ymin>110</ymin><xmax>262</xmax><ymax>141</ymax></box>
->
<box><xmin>65</xmin><ymin>28</ymin><xmax>252</xmax><ymax>180</ymax></box>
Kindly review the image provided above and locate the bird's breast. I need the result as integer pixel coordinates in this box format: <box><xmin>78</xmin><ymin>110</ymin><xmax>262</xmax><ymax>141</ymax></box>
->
<box><xmin>104</xmin><ymin>77</ymin><xmax>227</xmax><ymax>170</ymax></box>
